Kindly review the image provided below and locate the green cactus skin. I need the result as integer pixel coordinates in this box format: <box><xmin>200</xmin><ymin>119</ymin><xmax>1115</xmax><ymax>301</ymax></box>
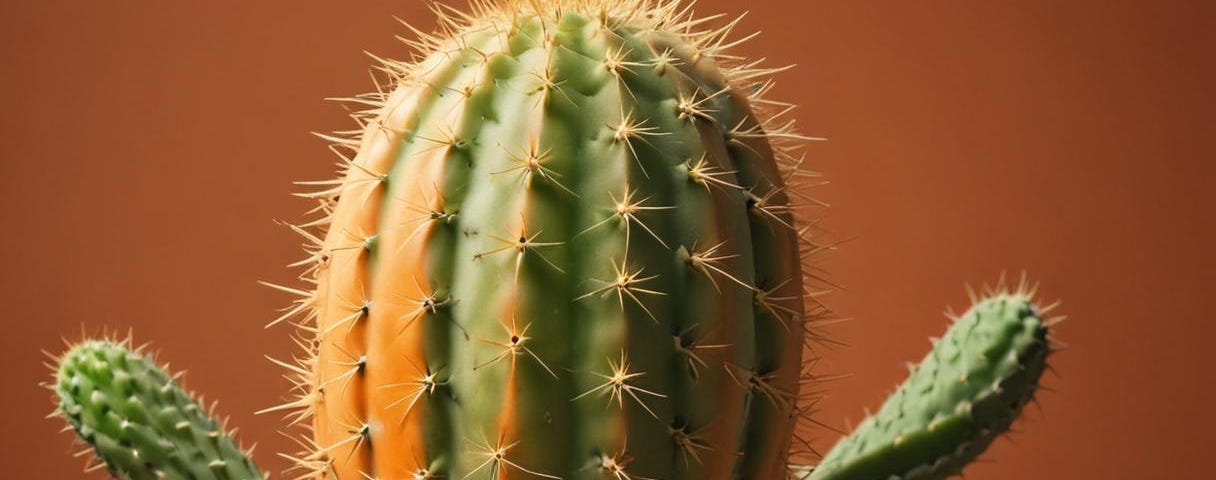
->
<box><xmin>805</xmin><ymin>292</ymin><xmax>1051</xmax><ymax>480</ymax></box>
<box><xmin>53</xmin><ymin>340</ymin><xmax>264</xmax><ymax>480</ymax></box>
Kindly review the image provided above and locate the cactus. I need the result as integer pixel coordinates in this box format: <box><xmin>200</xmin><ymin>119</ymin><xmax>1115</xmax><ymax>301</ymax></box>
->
<box><xmin>804</xmin><ymin>288</ymin><xmax>1053</xmax><ymax>480</ymax></box>
<box><xmin>51</xmin><ymin>339</ymin><xmax>264</xmax><ymax>480</ymax></box>
<box><xmin>269</xmin><ymin>2</ymin><xmax>819</xmax><ymax>479</ymax></box>
<box><xmin>47</xmin><ymin>2</ymin><xmax>1060</xmax><ymax>480</ymax></box>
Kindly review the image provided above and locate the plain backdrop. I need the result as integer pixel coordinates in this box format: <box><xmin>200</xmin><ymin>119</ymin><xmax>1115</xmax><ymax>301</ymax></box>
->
<box><xmin>2</xmin><ymin>1</ymin><xmax>1213</xmax><ymax>478</ymax></box>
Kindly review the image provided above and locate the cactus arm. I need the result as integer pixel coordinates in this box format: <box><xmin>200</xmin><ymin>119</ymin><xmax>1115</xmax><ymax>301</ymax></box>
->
<box><xmin>53</xmin><ymin>340</ymin><xmax>264</xmax><ymax>480</ymax></box>
<box><xmin>807</xmin><ymin>293</ymin><xmax>1051</xmax><ymax>480</ymax></box>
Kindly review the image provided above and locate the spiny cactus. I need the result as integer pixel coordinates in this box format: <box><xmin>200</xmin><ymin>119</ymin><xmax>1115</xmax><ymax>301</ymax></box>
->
<box><xmin>266</xmin><ymin>2</ymin><xmax>824</xmax><ymax>479</ymax></box>
<box><xmin>804</xmin><ymin>286</ymin><xmax>1056</xmax><ymax>480</ymax></box>
<box><xmin>47</xmin><ymin>2</ymin><xmax>1061</xmax><ymax>480</ymax></box>
<box><xmin>51</xmin><ymin>339</ymin><xmax>264</xmax><ymax>480</ymax></box>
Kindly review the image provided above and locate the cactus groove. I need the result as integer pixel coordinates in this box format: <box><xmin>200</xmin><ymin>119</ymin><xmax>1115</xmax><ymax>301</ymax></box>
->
<box><xmin>52</xmin><ymin>340</ymin><xmax>264</xmax><ymax>480</ymax></box>
<box><xmin>267</xmin><ymin>1</ymin><xmax>827</xmax><ymax>479</ymax></box>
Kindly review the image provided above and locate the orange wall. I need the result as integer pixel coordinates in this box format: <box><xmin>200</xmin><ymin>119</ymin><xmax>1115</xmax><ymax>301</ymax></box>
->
<box><xmin>1</xmin><ymin>1</ymin><xmax>1212</xmax><ymax>478</ymax></box>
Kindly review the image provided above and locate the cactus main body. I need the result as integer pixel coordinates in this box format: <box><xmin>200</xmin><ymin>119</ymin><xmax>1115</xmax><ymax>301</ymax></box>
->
<box><xmin>275</xmin><ymin>2</ymin><xmax>822</xmax><ymax>479</ymax></box>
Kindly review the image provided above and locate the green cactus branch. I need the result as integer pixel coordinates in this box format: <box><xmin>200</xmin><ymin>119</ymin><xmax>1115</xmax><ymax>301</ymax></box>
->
<box><xmin>51</xmin><ymin>339</ymin><xmax>265</xmax><ymax>480</ymax></box>
<box><xmin>803</xmin><ymin>289</ymin><xmax>1055</xmax><ymax>480</ymax></box>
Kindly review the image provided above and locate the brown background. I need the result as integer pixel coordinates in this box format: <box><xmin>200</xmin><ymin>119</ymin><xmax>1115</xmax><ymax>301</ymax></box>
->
<box><xmin>2</xmin><ymin>0</ymin><xmax>1212</xmax><ymax>478</ymax></box>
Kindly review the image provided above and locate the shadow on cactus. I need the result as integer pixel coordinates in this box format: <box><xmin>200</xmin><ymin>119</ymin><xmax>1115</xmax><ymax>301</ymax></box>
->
<box><xmin>47</xmin><ymin>1</ymin><xmax>1062</xmax><ymax>479</ymax></box>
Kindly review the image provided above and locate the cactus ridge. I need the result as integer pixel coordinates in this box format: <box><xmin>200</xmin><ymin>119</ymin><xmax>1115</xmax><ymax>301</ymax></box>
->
<box><xmin>51</xmin><ymin>339</ymin><xmax>265</xmax><ymax>480</ymax></box>
<box><xmin>806</xmin><ymin>282</ymin><xmax>1056</xmax><ymax>480</ymax></box>
<box><xmin>263</xmin><ymin>1</ymin><xmax>830</xmax><ymax>479</ymax></box>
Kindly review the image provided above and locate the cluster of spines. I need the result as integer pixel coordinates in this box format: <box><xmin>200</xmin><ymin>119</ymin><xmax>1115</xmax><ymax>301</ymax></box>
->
<box><xmin>260</xmin><ymin>2</ymin><xmax>834</xmax><ymax>479</ymax></box>
<box><xmin>47</xmin><ymin>335</ymin><xmax>265</xmax><ymax>480</ymax></box>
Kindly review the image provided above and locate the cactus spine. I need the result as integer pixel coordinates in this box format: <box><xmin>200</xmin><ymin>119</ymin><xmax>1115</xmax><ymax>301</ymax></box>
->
<box><xmin>52</xmin><ymin>339</ymin><xmax>264</xmax><ymax>480</ymax></box>
<box><xmin>268</xmin><ymin>2</ymin><xmax>825</xmax><ymax>479</ymax></box>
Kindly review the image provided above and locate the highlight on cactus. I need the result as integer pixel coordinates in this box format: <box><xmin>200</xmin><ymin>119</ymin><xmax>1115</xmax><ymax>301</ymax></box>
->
<box><xmin>45</xmin><ymin>1</ymin><xmax>1063</xmax><ymax>479</ymax></box>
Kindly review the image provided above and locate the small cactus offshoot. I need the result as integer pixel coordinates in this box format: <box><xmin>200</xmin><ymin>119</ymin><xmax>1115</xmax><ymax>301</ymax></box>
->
<box><xmin>51</xmin><ymin>339</ymin><xmax>264</xmax><ymax>480</ymax></box>
<box><xmin>804</xmin><ymin>285</ymin><xmax>1056</xmax><ymax>480</ymax></box>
